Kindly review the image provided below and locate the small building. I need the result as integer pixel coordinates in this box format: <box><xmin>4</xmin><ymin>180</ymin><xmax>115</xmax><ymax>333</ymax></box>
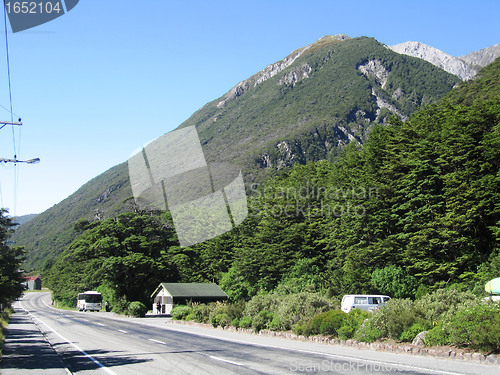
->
<box><xmin>151</xmin><ymin>283</ymin><xmax>228</xmax><ymax>314</ymax></box>
<box><xmin>22</xmin><ymin>276</ymin><xmax>42</xmax><ymax>290</ymax></box>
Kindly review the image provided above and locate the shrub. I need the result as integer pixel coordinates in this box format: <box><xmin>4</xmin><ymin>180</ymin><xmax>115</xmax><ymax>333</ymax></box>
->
<box><xmin>415</xmin><ymin>288</ymin><xmax>478</xmax><ymax>323</ymax></box>
<box><xmin>212</xmin><ymin>313</ymin><xmax>231</xmax><ymax>328</ymax></box>
<box><xmin>354</xmin><ymin>319</ymin><xmax>383</xmax><ymax>343</ymax></box>
<box><xmin>269</xmin><ymin>316</ymin><xmax>281</xmax><ymax>331</ymax></box>
<box><xmin>275</xmin><ymin>292</ymin><xmax>333</xmax><ymax>330</ymax></box>
<box><xmin>112</xmin><ymin>297</ymin><xmax>130</xmax><ymax>314</ymax></box>
<box><xmin>338</xmin><ymin>325</ymin><xmax>355</xmax><ymax>340</ymax></box>
<box><xmin>190</xmin><ymin>303</ymin><xmax>213</xmax><ymax>323</ymax></box>
<box><xmin>209</xmin><ymin>301</ymin><xmax>243</xmax><ymax>327</ymax></box>
<box><xmin>304</xmin><ymin>310</ymin><xmax>346</xmax><ymax>336</ymax></box>
<box><xmin>399</xmin><ymin>322</ymin><xmax>428</xmax><ymax>342</ymax></box>
<box><xmin>239</xmin><ymin>316</ymin><xmax>252</xmax><ymax>329</ymax></box>
<box><xmin>424</xmin><ymin>322</ymin><xmax>450</xmax><ymax>347</ymax></box>
<box><xmin>339</xmin><ymin>309</ymin><xmax>370</xmax><ymax>340</ymax></box>
<box><xmin>231</xmin><ymin>317</ymin><xmax>239</xmax><ymax>327</ymax></box>
<box><xmin>446</xmin><ymin>302</ymin><xmax>500</xmax><ymax>353</ymax></box>
<box><xmin>170</xmin><ymin>305</ymin><xmax>192</xmax><ymax>320</ymax></box>
<box><xmin>414</xmin><ymin>284</ymin><xmax>430</xmax><ymax>300</ymax></box>
<box><xmin>369</xmin><ymin>298</ymin><xmax>417</xmax><ymax>340</ymax></box>
<box><xmin>252</xmin><ymin>310</ymin><xmax>274</xmax><ymax>332</ymax></box>
<box><xmin>244</xmin><ymin>294</ymin><xmax>281</xmax><ymax>318</ymax></box>
<box><xmin>127</xmin><ymin>301</ymin><xmax>148</xmax><ymax>317</ymax></box>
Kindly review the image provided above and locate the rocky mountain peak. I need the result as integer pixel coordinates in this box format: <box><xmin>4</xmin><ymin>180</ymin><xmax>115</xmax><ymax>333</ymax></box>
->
<box><xmin>216</xmin><ymin>35</ymin><xmax>350</xmax><ymax>108</ymax></box>
<box><xmin>460</xmin><ymin>43</ymin><xmax>500</xmax><ymax>68</ymax></box>
<box><xmin>389</xmin><ymin>41</ymin><xmax>500</xmax><ymax>81</ymax></box>
<box><xmin>389</xmin><ymin>41</ymin><xmax>476</xmax><ymax>81</ymax></box>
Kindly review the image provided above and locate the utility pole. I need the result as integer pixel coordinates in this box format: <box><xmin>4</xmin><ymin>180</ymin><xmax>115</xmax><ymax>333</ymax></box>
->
<box><xmin>0</xmin><ymin>119</ymin><xmax>40</xmax><ymax>164</ymax></box>
<box><xmin>0</xmin><ymin>119</ymin><xmax>22</xmax><ymax>131</ymax></box>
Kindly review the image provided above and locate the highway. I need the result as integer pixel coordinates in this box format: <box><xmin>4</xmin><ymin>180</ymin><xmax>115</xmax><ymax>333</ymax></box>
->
<box><xmin>6</xmin><ymin>292</ymin><xmax>498</xmax><ymax>374</ymax></box>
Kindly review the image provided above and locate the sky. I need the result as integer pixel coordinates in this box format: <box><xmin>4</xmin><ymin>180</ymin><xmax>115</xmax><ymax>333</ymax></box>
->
<box><xmin>0</xmin><ymin>0</ymin><xmax>499</xmax><ymax>216</ymax></box>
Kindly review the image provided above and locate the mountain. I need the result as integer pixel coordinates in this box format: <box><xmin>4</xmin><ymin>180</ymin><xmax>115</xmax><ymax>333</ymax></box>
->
<box><xmin>389</xmin><ymin>41</ymin><xmax>500</xmax><ymax>81</ymax></box>
<box><xmin>13</xmin><ymin>214</ymin><xmax>38</xmax><ymax>226</ymax></box>
<box><xmin>460</xmin><ymin>43</ymin><xmax>500</xmax><ymax>69</ymax></box>
<box><xmin>12</xmin><ymin>35</ymin><xmax>462</xmax><ymax>270</ymax></box>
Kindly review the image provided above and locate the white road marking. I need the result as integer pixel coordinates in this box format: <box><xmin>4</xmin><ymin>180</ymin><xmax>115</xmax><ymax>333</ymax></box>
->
<box><xmin>118</xmin><ymin>329</ymin><xmax>128</xmax><ymax>334</ymax></box>
<box><xmin>149</xmin><ymin>339</ymin><xmax>166</xmax><ymax>345</ymax></box>
<box><xmin>209</xmin><ymin>355</ymin><xmax>245</xmax><ymax>367</ymax></box>
<box><xmin>19</xmin><ymin>301</ymin><xmax>117</xmax><ymax>375</ymax></box>
<box><xmin>159</xmin><ymin>325</ymin><xmax>466</xmax><ymax>375</ymax></box>
<box><xmin>96</xmin><ymin>322</ymin><xmax>106</xmax><ymax>326</ymax></box>
<box><xmin>34</xmin><ymin>293</ymin><xmax>466</xmax><ymax>375</ymax></box>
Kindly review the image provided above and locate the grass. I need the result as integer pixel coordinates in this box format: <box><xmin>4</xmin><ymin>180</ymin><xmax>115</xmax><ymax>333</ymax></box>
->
<box><xmin>0</xmin><ymin>306</ymin><xmax>14</xmax><ymax>357</ymax></box>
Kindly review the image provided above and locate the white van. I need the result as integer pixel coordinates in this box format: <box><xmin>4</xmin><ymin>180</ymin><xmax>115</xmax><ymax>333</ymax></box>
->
<box><xmin>341</xmin><ymin>295</ymin><xmax>391</xmax><ymax>313</ymax></box>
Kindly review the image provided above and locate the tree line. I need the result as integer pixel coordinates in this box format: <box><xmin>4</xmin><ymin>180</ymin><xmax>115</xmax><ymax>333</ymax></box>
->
<box><xmin>44</xmin><ymin>85</ymin><xmax>500</xmax><ymax>308</ymax></box>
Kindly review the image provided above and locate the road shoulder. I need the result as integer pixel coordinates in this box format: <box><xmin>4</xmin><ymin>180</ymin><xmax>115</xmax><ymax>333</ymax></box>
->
<box><xmin>0</xmin><ymin>303</ymin><xmax>70</xmax><ymax>374</ymax></box>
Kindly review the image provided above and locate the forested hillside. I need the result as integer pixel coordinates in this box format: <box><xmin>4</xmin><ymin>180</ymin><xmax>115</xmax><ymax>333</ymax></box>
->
<box><xmin>46</xmin><ymin>58</ymin><xmax>500</xmax><ymax>307</ymax></box>
<box><xmin>13</xmin><ymin>36</ymin><xmax>461</xmax><ymax>270</ymax></box>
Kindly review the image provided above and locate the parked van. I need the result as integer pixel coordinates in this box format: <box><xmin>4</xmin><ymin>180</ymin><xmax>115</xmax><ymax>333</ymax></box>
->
<box><xmin>341</xmin><ymin>295</ymin><xmax>391</xmax><ymax>313</ymax></box>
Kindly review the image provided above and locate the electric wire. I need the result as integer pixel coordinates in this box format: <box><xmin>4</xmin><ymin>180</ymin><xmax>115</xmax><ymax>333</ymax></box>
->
<box><xmin>2</xmin><ymin>0</ymin><xmax>18</xmax><ymax>215</ymax></box>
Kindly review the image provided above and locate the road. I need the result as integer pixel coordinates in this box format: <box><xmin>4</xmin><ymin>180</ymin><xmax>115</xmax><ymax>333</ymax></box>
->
<box><xmin>4</xmin><ymin>292</ymin><xmax>498</xmax><ymax>374</ymax></box>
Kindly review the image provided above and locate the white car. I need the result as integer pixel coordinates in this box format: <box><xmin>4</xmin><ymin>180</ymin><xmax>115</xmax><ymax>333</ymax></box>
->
<box><xmin>341</xmin><ymin>294</ymin><xmax>391</xmax><ymax>313</ymax></box>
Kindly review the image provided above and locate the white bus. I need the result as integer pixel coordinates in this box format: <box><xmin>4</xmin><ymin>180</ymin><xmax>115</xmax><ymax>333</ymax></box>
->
<box><xmin>77</xmin><ymin>291</ymin><xmax>102</xmax><ymax>312</ymax></box>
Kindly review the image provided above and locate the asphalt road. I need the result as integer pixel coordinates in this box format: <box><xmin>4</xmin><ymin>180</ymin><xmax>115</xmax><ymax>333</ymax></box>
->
<box><xmin>2</xmin><ymin>292</ymin><xmax>498</xmax><ymax>375</ymax></box>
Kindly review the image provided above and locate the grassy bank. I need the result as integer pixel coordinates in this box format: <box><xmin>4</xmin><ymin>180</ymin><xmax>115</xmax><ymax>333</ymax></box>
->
<box><xmin>0</xmin><ymin>306</ymin><xmax>13</xmax><ymax>357</ymax></box>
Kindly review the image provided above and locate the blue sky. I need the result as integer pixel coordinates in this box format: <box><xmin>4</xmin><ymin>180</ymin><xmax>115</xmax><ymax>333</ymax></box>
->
<box><xmin>0</xmin><ymin>0</ymin><xmax>499</xmax><ymax>216</ymax></box>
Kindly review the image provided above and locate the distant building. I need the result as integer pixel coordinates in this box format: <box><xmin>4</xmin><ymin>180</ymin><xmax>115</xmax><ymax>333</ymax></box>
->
<box><xmin>22</xmin><ymin>276</ymin><xmax>42</xmax><ymax>290</ymax></box>
<box><xmin>151</xmin><ymin>283</ymin><xmax>228</xmax><ymax>314</ymax></box>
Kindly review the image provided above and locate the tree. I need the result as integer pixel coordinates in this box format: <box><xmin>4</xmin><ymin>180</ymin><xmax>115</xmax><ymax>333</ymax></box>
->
<box><xmin>0</xmin><ymin>209</ymin><xmax>25</xmax><ymax>308</ymax></box>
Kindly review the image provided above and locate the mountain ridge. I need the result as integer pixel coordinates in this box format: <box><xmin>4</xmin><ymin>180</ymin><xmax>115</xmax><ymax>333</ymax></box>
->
<box><xmin>12</xmin><ymin>35</ymin><xmax>465</xmax><ymax>270</ymax></box>
<box><xmin>389</xmin><ymin>41</ymin><xmax>500</xmax><ymax>81</ymax></box>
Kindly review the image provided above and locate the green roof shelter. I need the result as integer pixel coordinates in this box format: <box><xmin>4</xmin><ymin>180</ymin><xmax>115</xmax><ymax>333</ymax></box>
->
<box><xmin>151</xmin><ymin>283</ymin><xmax>228</xmax><ymax>314</ymax></box>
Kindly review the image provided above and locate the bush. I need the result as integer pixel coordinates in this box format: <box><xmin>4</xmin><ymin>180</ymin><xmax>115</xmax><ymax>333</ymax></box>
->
<box><xmin>354</xmin><ymin>319</ymin><xmax>383</xmax><ymax>343</ymax></box>
<box><xmin>303</xmin><ymin>310</ymin><xmax>346</xmax><ymax>336</ymax></box>
<box><xmin>338</xmin><ymin>325</ymin><xmax>355</xmax><ymax>340</ymax></box>
<box><xmin>170</xmin><ymin>305</ymin><xmax>192</xmax><ymax>320</ymax></box>
<box><xmin>190</xmin><ymin>303</ymin><xmax>213</xmax><ymax>323</ymax></box>
<box><xmin>339</xmin><ymin>309</ymin><xmax>370</xmax><ymax>340</ymax></box>
<box><xmin>211</xmin><ymin>313</ymin><xmax>231</xmax><ymax>328</ymax></box>
<box><xmin>424</xmin><ymin>322</ymin><xmax>450</xmax><ymax>347</ymax></box>
<box><xmin>112</xmin><ymin>297</ymin><xmax>130</xmax><ymax>314</ymax></box>
<box><xmin>244</xmin><ymin>294</ymin><xmax>281</xmax><ymax>318</ymax></box>
<box><xmin>446</xmin><ymin>302</ymin><xmax>500</xmax><ymax>353</ymax></box>
<box><xmin>127</xmin><ymin>301</ymin><xmax>148</xmax><ymax>317</ymax></box>
<box><xmin>209</xmin><ymin>301</ymin><xmax>244</xmax><ymax>327</ymax></box>
<box><xmin>239</xmin><ymin>316</ymin><xmax>252</xmax><ymax>329</ymax></box>
<box><xmin>275</xmin><ymin>292</ymin><xmax>333</xmax><ymax>330</ymax></box>
<box><xmin>269</xmin><ymin>316</ymin><xmax>281</xmax><ymax>331</ymax></box>
<box><xmin>399</xmin><ymin>322</ymin><xmax>428</xmax><ymax>342</ymax></box>
<box><xmin>369</xmin><ymin>298</ymin><xmax>417</xmax><ymax>340</ymax></box>
<box><xmin>252</xmin><ymin>310</ymin><xmax>274</xmax><ymax>332</ymax></box>
<box><xmin>231</xmin><ymin>317</ymin><xmax>240</xmax><ymax>327</ymax></box>
<box><xmin>415</xmin><ymin>288</ymin><xmax>478</xmax><ymax>323</ymax></box>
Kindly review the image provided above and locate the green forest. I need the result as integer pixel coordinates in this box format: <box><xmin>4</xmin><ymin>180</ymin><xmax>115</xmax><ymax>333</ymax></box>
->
<box><xmin>45</xmin><ymin>58</ymin><xmax>500</xmax><ymax>310</ymax></box>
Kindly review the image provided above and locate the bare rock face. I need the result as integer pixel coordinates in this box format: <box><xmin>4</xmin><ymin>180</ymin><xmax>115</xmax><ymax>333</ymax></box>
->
<box><xmin>278</xmin><ymin>63</ymin><xmax>312</xmax><ymax>86</ymax></box>
<box><xmin>460</xmin><ymin>43</ymin><xmax>500</xmax><ymax>69</ymax></box>
<box><xmin>358</xmin><ymin>59</ymin><xmax>389</xmax><ymax>88</ymax></box>
<box><xmin>217</xmin><ymin>34</ymin><xmax>350</xmax><ymax>108</ymax></box>
<box><xmin>389</xmin><ymin>42</ymin><xmax>476</xmax><ymax>81</ymax></box>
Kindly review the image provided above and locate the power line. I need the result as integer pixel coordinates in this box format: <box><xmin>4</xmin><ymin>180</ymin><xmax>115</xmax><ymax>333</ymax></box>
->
<box><xmin>3</xmin><ymin>0</ymin><xmax>16</xmax><ymax>158</ymax></box>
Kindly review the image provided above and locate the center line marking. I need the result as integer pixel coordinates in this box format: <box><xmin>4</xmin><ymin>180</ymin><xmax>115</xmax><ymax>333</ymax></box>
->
<box><xmin>118</xmin><ymin>330</ymin><xmax>128</xmax><ymax>334</ymax></box>
<box><xmin>209</xmin><ymin>355</ymin><xmax>244</xmax><ymax>367</ymax></box>
<box><xmin>149</xmin><ymin>339</ymin><xmax>166</xmax><ymax>345</ymax></box>
<box><xmin>96</xmin><ymin>323</ymin><xmax>106</xmax><ymax>326</ymax></box>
